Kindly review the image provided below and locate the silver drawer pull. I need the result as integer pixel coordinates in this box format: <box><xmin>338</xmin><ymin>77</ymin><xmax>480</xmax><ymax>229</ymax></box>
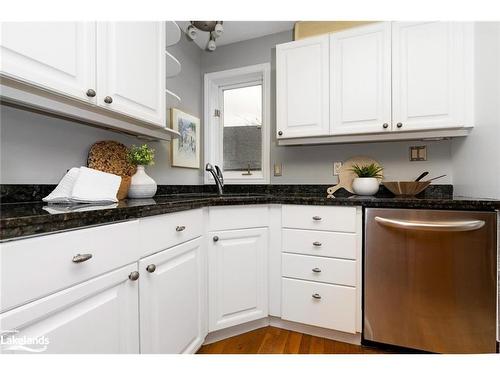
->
<box><xmin>146</xmin><ymin>264</ymin><xmax>156</xmax><ymax>273</ymax></box>
<box><xmin>72</xmin><ymin>253</ymin><xmax>93</xmax><ymax>263</ymax></box>
<box><xmin>312</xmin><ymin>293</ymin><xmax>322</xmax><ymax>299</ymax></box>
<box><xmin>312</xmin><ymin>268</ymin><xmax>322</xmax><ymax>273</ymax></box>
<box><xmin>312</xmin><ymin>216</ymin><xmax>322</xmax><ymax>221</ymax></box>
<box><xmin>176</xmin><ymin>225</ymin><xmax>186</xmax><ymax>232</ymax></box>
<box><xmin>313</xmin><ymin>241</ymin><xmax>322</xmax><ymax>247</ymax></box>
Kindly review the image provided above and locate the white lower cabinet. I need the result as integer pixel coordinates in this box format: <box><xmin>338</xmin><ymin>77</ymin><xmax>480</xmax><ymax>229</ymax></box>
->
<box><xmin>281</xmin><ymin>278</ymin><xmax>356</xmax><ymax>333</ymax></box>
<box><xmin>208</xmin><ymin>227</ymin><xmax>269</xmax><ymax>331</ymax></box>
<box><xmin>0</xmin><ymin>264</ymin><xmax>139</xmax><ymax>354</ymax></box>
<box><xmin>139</xmin><ymin>237</ymin><xmax>205</xmax><ymax>354</ymax></box>
<box><xmin>280</xmin><ymin>205</ymin><xmax>362</xmax><ymax>334</ymax></box>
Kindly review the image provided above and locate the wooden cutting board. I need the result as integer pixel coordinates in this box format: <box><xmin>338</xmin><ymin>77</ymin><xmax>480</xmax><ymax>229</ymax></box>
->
<box><xmin>327</xmin><ymin>156</ymin><xmax>383</xmax><ymax>198</ymax></box>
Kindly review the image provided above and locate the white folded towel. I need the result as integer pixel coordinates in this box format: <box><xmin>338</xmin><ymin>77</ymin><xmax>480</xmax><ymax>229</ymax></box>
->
<box><xmin>43</xmin><ymin>167</ymin><xmax>121</xmax><ymax>204</ymax></box>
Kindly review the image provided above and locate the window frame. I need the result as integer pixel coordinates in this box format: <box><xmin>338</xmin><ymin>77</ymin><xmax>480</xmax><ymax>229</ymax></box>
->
<box><xmin>204</xmin><ymin>63</ymin><xmax>271</xmax><ymax>185</ymax></box>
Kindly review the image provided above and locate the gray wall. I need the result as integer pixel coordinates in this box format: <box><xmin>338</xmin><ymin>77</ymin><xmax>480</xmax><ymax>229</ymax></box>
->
<box><xmin>5</xmin><ymin>25</ymin><xmax>499</xmax><ymax>189</ymax></box>
<box><xmin>451</xmin><ymin>22</ymin><xmax>500</xmax><ymax>199</ymax></box>
<box><xmin>0</xmin><ymin>31</ymin><xmax>203</xmax><ymax>185</ymax></box>
<box><xmin>201</xmin><ymin>31</ymin><xmax>453</xmax><ymax>184</ymax></box>
<box><xmin>153</xmin><ymin>32</ymin><xmax>204</xmax><ymax>184</ymax></box>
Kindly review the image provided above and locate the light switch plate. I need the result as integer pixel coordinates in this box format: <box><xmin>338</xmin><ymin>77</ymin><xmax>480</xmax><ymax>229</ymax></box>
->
<box><xmin>333</xmin><ymin>161</ymin><xmax>343</xmax><ymax>176</ymax></box>
<box><xmin>273</xmin><ymin>163</ymin><xmax>283</xmax><ymax>176</ymax></box>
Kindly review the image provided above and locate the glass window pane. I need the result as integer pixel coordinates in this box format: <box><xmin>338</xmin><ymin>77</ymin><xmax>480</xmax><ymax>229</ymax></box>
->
<box><xmin>222</xmin><ymin>85</ymin><xmax>262</xmax><ymax>173</ymax></box>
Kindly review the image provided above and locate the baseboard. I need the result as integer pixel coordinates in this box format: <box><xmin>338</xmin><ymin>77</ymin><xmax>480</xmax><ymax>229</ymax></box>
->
<box><xmin>202</xmin><ymin>317</ymin><xmax>270</xmax><ymax>345</ymax></box>
<box><xmin>269</xmin><ymin>317</ymin><xmax>361</xmax><ymax>345</ymax></box>
<box><xmin>200</xmin><ymin>316</ymin><xmax>361</xmax><ymax>346</ymax></box>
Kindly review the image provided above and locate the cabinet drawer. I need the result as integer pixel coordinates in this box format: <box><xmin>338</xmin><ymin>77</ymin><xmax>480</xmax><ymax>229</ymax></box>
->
<box><xmin>282</xmin><ymin>229</ymin><xmax>357</xmax><ymax>259</ymax></box>
<box><xmin>282</xmin><ymin>205</ymin><xmax>357</xmax><ymax>232</ymax></box>
<box><xmin>282</xmin><ymin>253</ymin><xmax>356</xmax><ymax>286</ymax></box>
<box><xmin>1</xmin><ymin>220</ymin><xmax>140</xmax><ymax>312</ymax></box>
<box><xmin>208</xmin><ymin>205</ymin><xmax>268</xmax><ymax>231</ymax></box>
<box><xmin>139</xmin><ymin>209</ymin><xmax>202</xmax><ymax>256</ymax></box>
<box><xmin>281</xmin><ymin>278</ymin><xmax>356</xmax><ymax>333</ymax></box>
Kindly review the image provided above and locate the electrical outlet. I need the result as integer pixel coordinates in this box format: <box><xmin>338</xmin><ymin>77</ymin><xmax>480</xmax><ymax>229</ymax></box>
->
<box><xmin>333</xmin><ymin>161</ymin><xmax>343</xmax><ymax>176</ymax></box>
<box><xmin>273</xmin><ymin>163</ymin><xmax>283</xmax><ymax>177</ymax></box>
<box><xmin>409</xmin><ymin>146</ymin><xmax>427</xmax><ymax>161</ymax></box>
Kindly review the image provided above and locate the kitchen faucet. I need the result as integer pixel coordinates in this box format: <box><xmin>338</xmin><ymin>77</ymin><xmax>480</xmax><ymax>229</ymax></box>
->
<box><xmin>205</xmin><ymin>163</ymin><xmax>224</xmax><ymax>195</ymax></box>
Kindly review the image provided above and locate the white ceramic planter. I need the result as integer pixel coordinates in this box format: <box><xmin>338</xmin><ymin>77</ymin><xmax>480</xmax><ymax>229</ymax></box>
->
<box><xmin>352</xmin><ymin>177</ymin><xmax>379</xmax><ymax>196</ymax></box>
<box><xmin>128</xmin><ymin>165</ymin><xmax>157</xmax><ymax>199</ymax></box>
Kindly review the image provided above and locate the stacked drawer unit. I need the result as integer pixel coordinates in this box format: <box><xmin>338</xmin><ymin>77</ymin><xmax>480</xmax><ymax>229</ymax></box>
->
<box><xmin>281</xmin><ymin>205</ymin><xmax>361</xmax><ymax>334</ymax></box>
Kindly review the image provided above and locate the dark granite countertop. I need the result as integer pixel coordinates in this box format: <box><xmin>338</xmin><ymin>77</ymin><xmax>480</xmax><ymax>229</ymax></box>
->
<box><xmin>1</xmin><ymin>190</ymin><xmax>499</xmax><ymax>241</ymax></box>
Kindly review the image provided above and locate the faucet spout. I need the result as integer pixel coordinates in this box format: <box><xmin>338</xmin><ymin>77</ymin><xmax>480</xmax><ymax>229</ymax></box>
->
<box><xmin>205</xmin><ymin>163</ymin><xmax>224</xmax><ymax>195</ymax></box>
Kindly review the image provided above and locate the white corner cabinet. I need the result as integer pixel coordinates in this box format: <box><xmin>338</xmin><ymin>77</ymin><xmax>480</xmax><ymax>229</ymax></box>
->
<box><xmin>0</xmin><ymin>204</ymin><xmax>363</xmax><ymax>354</ymax></box>
<box><xmin>0</xmin><ymin>22</ymin><xmax>176</xmax><ymax>140</ymax></box>
<box><xmin>276</xmin><ymin>21</ymin><xmax>474</xmax><ymax>145</ymax></box>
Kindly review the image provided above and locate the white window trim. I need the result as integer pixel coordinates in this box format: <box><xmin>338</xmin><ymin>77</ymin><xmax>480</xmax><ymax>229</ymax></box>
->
<box><xmin>204</xmin><ymin>63</ymin><xmax>271</xmax><ymax>185</ymax></box>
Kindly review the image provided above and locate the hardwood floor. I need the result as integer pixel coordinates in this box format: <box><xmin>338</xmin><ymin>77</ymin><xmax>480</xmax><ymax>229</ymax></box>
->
<box><xmin>196</xmin><ymin>327</ymin><xmax>393</xmax><ymax>354</ymax></box>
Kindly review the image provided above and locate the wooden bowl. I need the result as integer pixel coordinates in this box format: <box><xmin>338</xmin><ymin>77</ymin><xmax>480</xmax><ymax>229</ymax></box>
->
<box><xmin>383</xmin><ymin>181</ymin><xmax>431</xmax><ymax>196</ymax></box>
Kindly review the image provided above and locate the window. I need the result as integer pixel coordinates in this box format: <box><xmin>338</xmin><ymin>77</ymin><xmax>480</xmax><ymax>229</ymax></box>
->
<box><xmin>204</xmin><ymin>64</ymin><xmax>270</xmax><ymax>184</ymax></box>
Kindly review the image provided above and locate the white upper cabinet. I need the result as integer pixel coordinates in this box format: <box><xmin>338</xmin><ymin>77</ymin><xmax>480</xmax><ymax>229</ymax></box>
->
<box><xmin>275</xmin><ymin>22</ymin><xmax>474</xmax><ymax>144</ymax></box>
<box><xmin>276</xmin><ymin>35</ymin><xmax>330</xmax><ymax>138</ymax></box>
<box><xmin>139</xmin><ymin>238</ymin><xmax>205</xmax><ymax>354</ymax></box>
<box><xmin>0</xmin><ymin>22</ymin><xmax>96</xmax><ymax>103</ymax></box>
<box><xmin>97</xmin><ymin>22</ymin><xmax>166</xmax><ymax>127</ymax></box>
<box><xmin>330</xmin><ymin>22</ymin><xmax>392</xmax><ymax>135</ymax></box>
<box><xmin>392</xmin><ymin>22</ymin><xmax>473</xmax><ymax>132</ymax></box>
<box><xmin>208</xmin><ymin>227</ymin><xmax>268</xmax><ymax>331</ymax></box>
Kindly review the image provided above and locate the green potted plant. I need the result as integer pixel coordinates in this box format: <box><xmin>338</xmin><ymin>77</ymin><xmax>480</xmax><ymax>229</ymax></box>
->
<box><xmin>350</xmin><ymin>163</ymin><xmax>383</xmax><ymax>196</ymax></box>
<box><xmin>127</xmin><ymin>144</ymin><xmax>157</xmax><ymax>199</ymax></box>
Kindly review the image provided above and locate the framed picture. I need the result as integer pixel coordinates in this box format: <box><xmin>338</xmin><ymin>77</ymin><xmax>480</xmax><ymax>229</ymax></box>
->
<box><xmin>170</xmin><ymin>108</ymin><xmax>201</xmax><ymax>169</ymax></box>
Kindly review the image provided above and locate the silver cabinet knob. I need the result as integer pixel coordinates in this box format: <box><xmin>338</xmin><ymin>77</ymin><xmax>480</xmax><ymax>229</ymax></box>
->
<box><xmin>382</xmin><ymin>123</ymin><xmax>389</xmax><ymax>129</ymax></box>
<box><xmin>312</xmin><ymin>267</ymin><xmax>322</xmax><ymax>273</ymax></box>
<box><xmin>176</xmin><ymin>225</ymin><xmax>186</xmax><ymax>232</ymax></box>
<box><xmin>278</xmin><ymin>131</ymin><xmax>283</xmax><ymax>136</ymax></box>
<box><xmin>104</xmin><ymin>96</ymin><xmax>113</xmax><ymax>104</ymax></box>
<box><xmin>213</xmin><ymin>235</ymin><xmax>219</xmax><ymax>242</ymax></box>
<box><xmin>312</xmin><ymin>216</ymin><xmax>322</xmax><ymax>221</ymax></box>
<box><xmin>312</xmin><ymin>293</ymin><xmax>321</xmax><ymax>299</ymax></box>
<box><xmin>86</xmin><ymin>89</ymin><xmax>96</xmax><ymax>97</ymax></box>
<box><xmin>128</xmin><ymin>271</ymin><xmax>140</xmax><ymax>281</ymax></box>
<box><xmin>312</xmin><ymin>241</ymin><xmax>322</xmax><ymax>247</ymax></box>
<box><xmin>146</xmin><ymin>264</ymin><xmax>156</xmax><ymax>273</ymax></box>
<box><xmin>396</xmin><ymin>122</ymin><xmax>403</xmax><ymax>128</ymax></box>
<box><xmin>72</xmin><ymin>253</ymin><xmax>93</xmax><ymax>263</ymax></box>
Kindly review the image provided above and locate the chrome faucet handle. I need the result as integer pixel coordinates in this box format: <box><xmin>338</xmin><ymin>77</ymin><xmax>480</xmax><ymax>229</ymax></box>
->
<box><xmin>214</xmin><ymin>165</ymin><xmax>224</xmax><ymax>186</ymax></box>
<box><xmin>205</xmin><ymin>163</ymin><xmax>214</xmax><ymax>172</ymax></box>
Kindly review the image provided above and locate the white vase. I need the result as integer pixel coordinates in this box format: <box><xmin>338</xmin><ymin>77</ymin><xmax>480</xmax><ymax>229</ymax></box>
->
<box><xmin>352</xmin><ymin>177</ymin><xmax>379</xmax><ymax>196</ymax></box>
<box><xmin>128</xmin><ymin>165</ymin><xmax>157</xmax><ymax>199</ymax></box>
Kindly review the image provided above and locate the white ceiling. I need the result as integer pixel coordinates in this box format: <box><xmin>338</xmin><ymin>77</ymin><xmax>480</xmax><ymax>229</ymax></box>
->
<box><xmin>176</xmin><ymin>21</ymin><xmax>295</xmax><ymax>49</ymax></box>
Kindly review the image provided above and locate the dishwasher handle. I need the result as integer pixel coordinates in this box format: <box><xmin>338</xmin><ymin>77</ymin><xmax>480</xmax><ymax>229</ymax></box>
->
<box><xmin>374</xmin><ymin>216</ymin><xmax>485</xmax><ymax>232</ymax></box>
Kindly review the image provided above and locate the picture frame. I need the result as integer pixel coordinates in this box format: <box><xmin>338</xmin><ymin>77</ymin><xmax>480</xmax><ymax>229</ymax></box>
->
<box><xmin>170</xmin><ymin>108</ymin><xmax>201</xmax><ymax>169</ymax></box>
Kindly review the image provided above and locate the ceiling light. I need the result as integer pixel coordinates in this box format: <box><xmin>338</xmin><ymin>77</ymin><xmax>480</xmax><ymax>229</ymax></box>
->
<box><xmin>214</xmin><ymin>22</ymin><xmax>223</xmax><ymax>38</ymax></box>
<box><xmin>186</xmin><ymin>21</ymin><xmax>223</xmax><ymax>51</ymax></box>
<box><xmin>207</xmin><ymin>36</ymin><xmax>216</xmax><ymax>52</ymax></box>
<box><xmin>186</xmin><ymin>24</ymin><xmax>197</xmax><ymax>40</ymax></box>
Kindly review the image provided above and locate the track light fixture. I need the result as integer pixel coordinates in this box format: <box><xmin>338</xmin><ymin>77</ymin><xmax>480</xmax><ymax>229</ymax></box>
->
<box><xmin>186</xmin><ymin>21</ymin><xmax>223</xmax><ymax>51</ymax></box>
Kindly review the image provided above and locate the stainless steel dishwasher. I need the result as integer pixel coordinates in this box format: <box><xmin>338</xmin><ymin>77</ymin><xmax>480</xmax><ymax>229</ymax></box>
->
<box><xmin>364</xmin><ymin>208</ymin><xmax>497</xmax><ymax>353</ymax></box>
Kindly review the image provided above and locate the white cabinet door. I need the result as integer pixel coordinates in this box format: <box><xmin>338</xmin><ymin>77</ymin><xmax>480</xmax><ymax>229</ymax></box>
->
<box><xmin>276</xmin><ymin>35</ymin><xmax>330</xmax><ymax>138</ymax></box>
<box><xmin>0</xmin><ymin>264</ymin><xmax>139</xmax><ymax>354</ymax></box>
<box><xmin>97</xmin><ymin>22</ymin><xmax>166</xmax><ymax>126</ymax></box>
<box><xmin>392</xmin><ymin>22</ymin><xmax>473</xmax><ymax>132</ymax></box>
<box><xmin>0</xmin><ymin>22</ymin><xmax>96</xmax><ymax>103</ymax></box>
<box><xmin>330</xmin><ymin>22</ymin><xmax>392</xmax><ymax>135</ymax></box>
<box><xmin>139</xmin><ymin>238</ymin><xmax>205</xmax><ymax>354</ymax></box>
<box><xmin>208</xmin><ymin>227</ymin><xmax>268</xmax><ymax>331</ymax></box>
